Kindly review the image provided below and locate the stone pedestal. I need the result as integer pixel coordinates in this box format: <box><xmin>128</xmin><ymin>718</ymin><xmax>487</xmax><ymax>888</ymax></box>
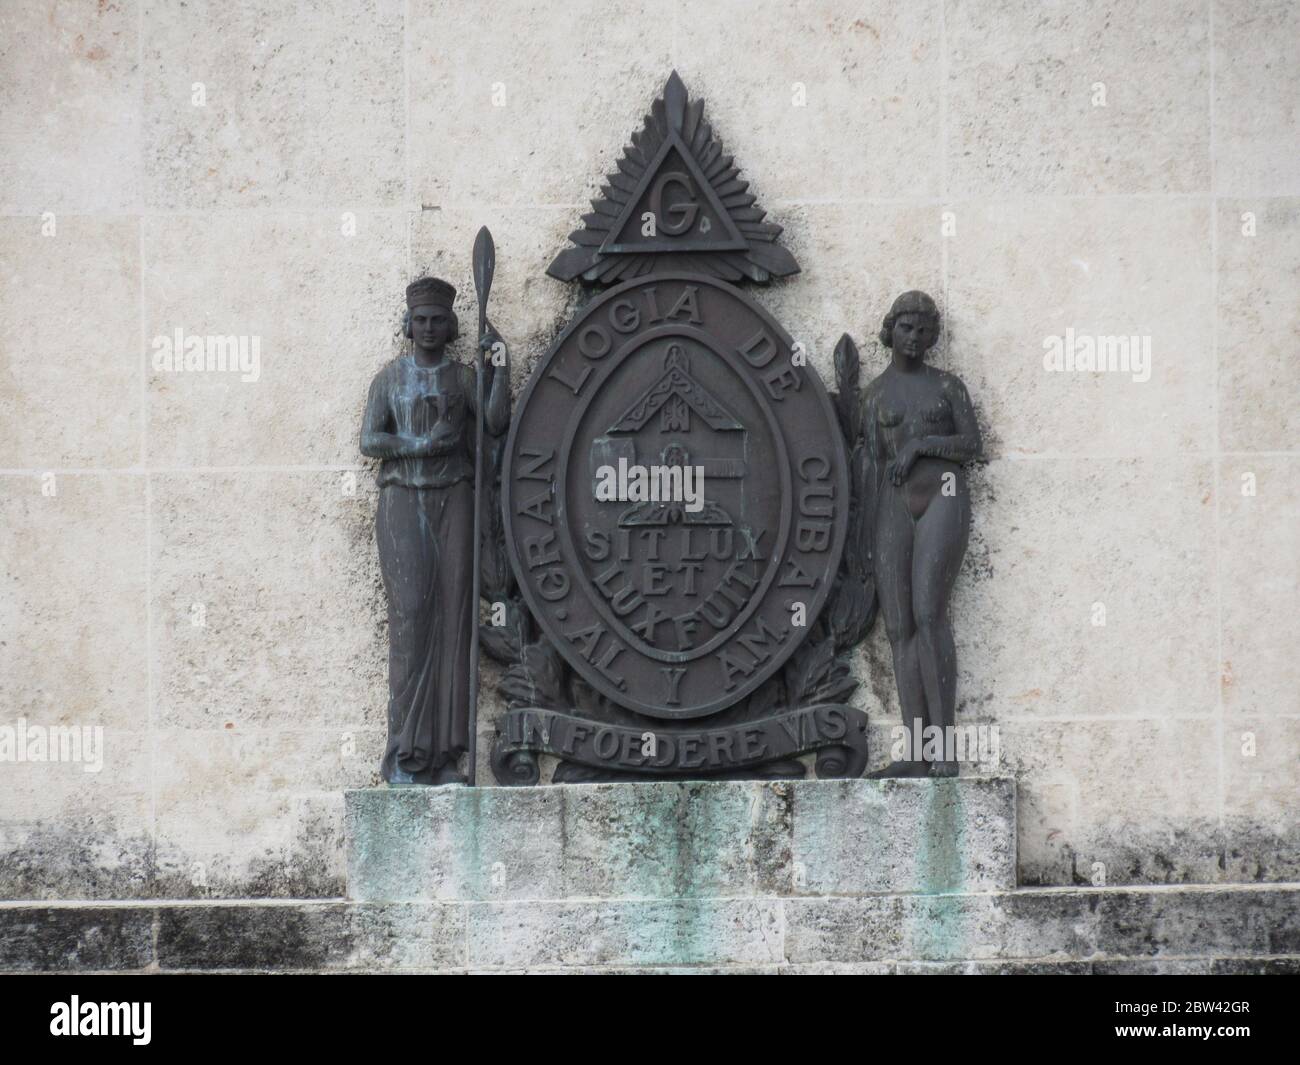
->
<box><xmin>345</xmin><ymin>778</ymin><xmax>1018</xmax><ymax>902</ymax></box>
<box><xmin>4</xmin><ymin>777</ymin><xmax>1299</xmax><ymax>972</ymax></box>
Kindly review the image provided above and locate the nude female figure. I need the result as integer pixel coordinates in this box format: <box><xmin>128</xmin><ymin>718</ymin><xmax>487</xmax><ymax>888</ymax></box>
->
<box><xmin>862</xmin><ymin>292</ymin><xmax>982</xmax><ymax>778</ymax></box>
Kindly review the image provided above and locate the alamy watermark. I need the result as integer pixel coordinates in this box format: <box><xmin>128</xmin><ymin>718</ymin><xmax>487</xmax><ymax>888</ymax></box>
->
<box><xmin>890</xmin><ymin>722</ymin><xmax>1000</xmax><ymax>767</ymax></box>
<box><xmin>151</xmin><ymin>328</ymin><xmax>261</xmax><ymax>382</ymax></box>
<box><xmin>594</xmin><ymin>457</ymin><xmax>705</xmax><ymax>513</ymax></box>
<box><xmin>50</xmin><ymin>996</ymin><xmax>150</xmax><ymax>1045</ymax></box>
<box><xmin>0</xmin><ymin>719</ymin><xmax>104</xmax><ymax>772</ymax></box>
<box><xmin>1042</xmin><ymin>328</ymin><xmax>1151</xmax><ymax>383</ymax></box>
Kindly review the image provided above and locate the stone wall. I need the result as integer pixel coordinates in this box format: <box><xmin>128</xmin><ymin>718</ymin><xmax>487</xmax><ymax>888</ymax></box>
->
<box><xmin>2</xmin><ymin>0</ymin><xmax>1297</xmax><ymax>903</ymax></box>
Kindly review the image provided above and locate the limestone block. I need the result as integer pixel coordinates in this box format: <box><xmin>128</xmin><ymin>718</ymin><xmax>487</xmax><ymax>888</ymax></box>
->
<box><xmin>348</xmin><ymin>783</ymin><xmax>791</xmax><ymax>903</ymax></box>
<box><xmin>1213</xmin><ymin>0</ymin><xmax>1300</xmax><ymax>196</ymax></box>
<box><xmin>1222</xmin><ymin>718</ymin><xmax>1300</xmax><ymax>882</ymax></box>
<box><xmin>0</xmin><ymin>0</ymin><xmax>141</xmax><ymax>212</ymax></box>
<box><xmin>5</xmin><ymin>889</ymin><xmax>1299</xmax><ymax>970</ymax></box>
<box><xmin>674</xmin><ymin>0</ymin><xmax>942</xmax><ymax>202</ymax></box>
<box><xmin>1</xmin><ymin>474</ymin><xmax>147</xmax><ymax>730</ymax></box>
<box><xmin>946</xmin><ymin>0</ymin><xmax>1210</xmax><ymax>195</ymax></box>
<box><xmin>152</xmin><ymin>729</ymin><xmax>381</xmax><ymax>899</ymax></box>
<box><xmin>346</xmin><ymin>786</ymin><xmax>567</xmax><ymax>903</ymax></box>
<box><xmin>1094</xmin><ymin>884</ymin><xmax>1300</xmax><ymax>957</ymax></box>
<box><xmin>1219</xmin><ymin>457</ymin><xmax>1299</xmax><ymax>718</ymax></box>
<box><xmin>945</xmin><ymin>198</ymin><xmax>1214</xmax><ymax>459</ymax></box>
<box><xmin>0</xmin><ymin>905</ymin><xmax>155</xmax><ymax>972</ymax></box>
<box><xmin>347</xmin><ymin>778</ymin><xmax>1017</xmax><ymax>902</ymax></box>
<box><xmin>791</xmin><ymin>778</ymin><xmax>1016</xmax><ymax>894</ymax></box>
<box><xmin>150</xmin><ymin>471</ymin><xmax>386</xmax><ymax>731</ymax></box>
<box><xmin>955</xmin><ymin>458</ymin><xmax>1218</xmax><ymax>723</ymax></box>
<box><xmin>0</xmin><ymin>730</ymin><xmax>153</xmax><ymax>900</ymax></box>
<box><xmin>142</xmin><ymin>0</ymin><xmax>404</xmax><ymax>208</ymax></box>
<box><xmin>1000</xmin><ymin>718</ymin><xmax>1222</xmax><ymax>886</ymax></box>
<box><xmin>0</xmin><ymin>216</ymin><xmax>141</xmax><ymax>467</ymax></box>
<box><xmin>465</xmin><ymin>898</ymin><xmax>784</xmax><ymax>968</ymax></box>
<box><xmin>559</xmin><ymin>781</ymin><xmax>792</xmax><ymax>898</ymax></box>
<box><xmin>896</xmin><ymin>960</ymin><xmax>1093</xmax><ymax>974</ymax></box>
<box><xmin>410</xmin><ymin>0</ymin><xmax>671</xmax><ymax>208</ymax></box>
<box><xmin>143</xmin><ymin>211</ymin><xmax>407</xmax><ymax>467</ymax></box>
<box><xmin>784</xmin><ymin>885</ymin><xmax>1299</xmax><ymax>963</ymax></box>
<box><xmin>1217</xmin><ymin>202</ymin><xmax>1300</xmax><ymax>453</ymax></box>
<box><xmin>156</xmin><ymin>901</ymin><xmax>464</xmax><ymax>971</ymax></box>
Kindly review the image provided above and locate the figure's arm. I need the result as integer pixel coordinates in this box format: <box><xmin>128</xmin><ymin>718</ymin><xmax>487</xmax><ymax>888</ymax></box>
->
<box><xmin>913</xmin><ymin>376</ymin><xmax>982</xmax><ymax>463</ymax></box>
<box><xmin>862</xmin><ymin>385</ymin><xmax>888</xmax><ymax>489</ymax></box>
<box><xmin>859</xmin><ymin>384</ymin><xmax>885</xmax><ymax>562</ymax></box>
<box><xmin>360</xmin><ymin>373</ymin><xmax>428</xmax><ymax>460</ymax></box>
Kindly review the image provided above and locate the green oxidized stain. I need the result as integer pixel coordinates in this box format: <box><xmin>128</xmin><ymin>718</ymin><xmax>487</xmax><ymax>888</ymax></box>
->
<box><xmin>611</xmin><ymin>781</ymin><xmax>716</xmax><ymax>967</ymax></box>
<box><xmin>913</xmin><ymin>780</ymin><xmax>967</xmax><ymax>961</ymax></box>
<box><xmin>456</xmin><ymin>786</ymin><xmax>484</xmax><ymax>902</ymax></box>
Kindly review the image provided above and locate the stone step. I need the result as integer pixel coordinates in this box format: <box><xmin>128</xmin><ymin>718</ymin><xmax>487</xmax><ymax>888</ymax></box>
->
<box><xmin>2</xmin><ymin>885</ymin><xmax>1298</xmax><ymax>972</ymax></box>
<box><xmin>345</xmin><ymin>777</ymin><xmax>1018</xmax><ymax>902</ymax></box>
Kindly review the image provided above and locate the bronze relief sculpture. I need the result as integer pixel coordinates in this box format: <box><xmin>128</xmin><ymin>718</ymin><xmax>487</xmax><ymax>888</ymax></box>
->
<box><xmin>361</xmin><ymin>274</ymin><xmax>509</xmax><ymax>785</ymax></box>
<box><xmin>362</xmin><ymin>74</ymin><xmax>984</xmax><ymax>788</ymax></box>
<box><xmin>852</xmin><ymin>292</ymin><xmax>982</xmax><ymax>778</ymax></box>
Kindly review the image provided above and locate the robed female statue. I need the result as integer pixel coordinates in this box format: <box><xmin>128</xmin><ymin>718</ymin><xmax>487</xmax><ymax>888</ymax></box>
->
<box><xmin>361</xmin><ymin>277</ymin><xmax>510</xmax><ymax>785</ymax></box>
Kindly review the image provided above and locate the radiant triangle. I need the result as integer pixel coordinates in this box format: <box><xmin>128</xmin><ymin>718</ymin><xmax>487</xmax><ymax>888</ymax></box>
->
<box><xmin>599</xmin><ymin>132</ymin><xmax>748</xmax><ymax>255</ymax></box>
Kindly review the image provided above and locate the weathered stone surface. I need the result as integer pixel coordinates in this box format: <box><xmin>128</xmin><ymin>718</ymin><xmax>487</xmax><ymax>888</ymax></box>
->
<box><xmin>143</xmin><ymin>211</ymin><xmax>407</xmax><ymax>467</ymax></box>
<box><xmin>1094</xmin><ymin>885</ymin><xmax>1300</xmax><ymax>958</ymax></box>
<box><xmin>347</xmin><ymin>778</ymin><xmax>1015</xmax><ymax>901</ymax></box>
<box><xmin>156</xmin><ymin>901</ymin><xmax>462</xmax><ymax>971</ymax></box>
<box><xmin>1002</xmin><ymin>719</ymin><xmax>1223</xmax><ymax>886</ymax></box>
<box><xmin>0</xmin><ymin>729</ymin><xmax>154</xmax><ymax>901</ymax></box>
<box><xmin>956</xmin><ymin>460</ymin><xmax>1219</xmax><ymax>720</ymax></box>
<box><xmin>4</xmin><ymin>887</ymin><xmax>1299</xmax><ymax>971</ymax></box>
<box><xmin>1218</xmin><ymin>457</ymin><xmax>1300</xmax><ymax>723</ymax></box>
<box><xmin>409</xmin><ymin>1</ymin><xmax>670</xmax><ymax>209</ymax></box>
<box><xmin>896</xmin><ymin>960</ymin><xmax>1093</xmax><ymax>975</ymax></box>
<box><xmin>783</xmin><ymin>891</ymin><xmax>1093</xmax><ymax>964</ymax></box>
<box><xmin>151</xmin><ymin>472</ymin><xmax>385</xmax><ymax>731</ymax></box>
<box><xmin>152</xmin><ymin>732</ymin><xmax>367</xmax><ymax>899</ymax></box>
<box><xmin>791</xmin><ymin>778</ymin><xmax>1016</xmax><ymax>893</ymax></box>
<box><xmin>0</xmin><ymin>905</ymin><xmax>154</xmax><ymax>972</ymax></box>
<box><xmin>347</xmin><ymin>786</ymin><xmax>566</xmax><ymax>903</ymax></box>
<box><xmin>142</xmin><ymin>0</ymin><xmax>405</xmax><ymax>208</ymax></box>
<box><xmin>946</xmin><ymin>198</ymin><xmax>1214</xmax><ymax>459</ymax></box>
<box><xmin>785</xmin><ymin>885</ymin><xmax>1300</xmax><ymax>965</ymax></box>
<box><xmin>0</xmin><ymin>1</ymin><xmax>140</xmax><ymax>212</ymax></box>
<box><xmin>1217</xmin><ymin>201</ymin><xmax>1300</xmax><ymax>453</ymax></box>
<box><xmin>0</xmin><ymin>474</ymin><xmax>147</xmax><ymax>730</ymax></box>
<box><xmin>946</xmin><ymin>0</ymin><xmax>1210</xmax><ymax>195</ymax></box>
<box><xmin>349</xmin><ymin>781</ymin><xmax>793</xmax><ymax>901</ymax></box>
<box><xmin>675</xmin><ymin>2</ymin><xmax>942</xmax><ymax>203</ymax></box>
<box><xmin>1223</xmin><ymin>719</ymin><xmax>1300</xmax><ymax>883</ymax></box>
<box><xmin>1213</xmin><ymin>0</ymin><xmax>1300</xmax><ymax>196</ymax></box>
<box><xmin>0</xmin><ymin>217</ymin><xmax>141</xmax><ymax>467</ymax></box>
<box><xmin>561</xmin><ymin>781</ymin><xmax>793</xmax><ymax>899</ymax></box>
<box><xmin>466</xmin><ymin>899</ymin><xmax>784</xmax><ymax>969</ymax></box>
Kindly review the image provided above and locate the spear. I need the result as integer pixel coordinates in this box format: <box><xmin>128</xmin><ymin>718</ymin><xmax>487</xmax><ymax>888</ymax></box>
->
<box><xmin>467</xmin><ymin>227</ymin><xmax>494</xmax><ymax>786</ymax></box>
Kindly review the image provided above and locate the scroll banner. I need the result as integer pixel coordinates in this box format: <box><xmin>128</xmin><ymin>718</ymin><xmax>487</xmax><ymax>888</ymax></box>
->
<box><xmin>491</xmin><ymin>704</ymin><xmax>869</xmax><ymax>785</ymax></box>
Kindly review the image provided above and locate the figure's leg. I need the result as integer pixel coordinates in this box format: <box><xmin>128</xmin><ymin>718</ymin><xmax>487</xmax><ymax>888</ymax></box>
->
<box><xmin>912</xmin><ymin>483</ymin><xmax>971</xmax><ymax>777</ymax></box>
<box><xmin>429</xmin><ymin>482</ymin><xmax>475</xmax><ymax>783</ymax></box>
<box><xmin>377</xmin><ymin>486</ymin><xmax>438</xmax><ymax>784</ymax></box>
<box><xmin>867</xmin><ymin>484</ymin><xmax>927</xmax><ymax>778</ymax></box>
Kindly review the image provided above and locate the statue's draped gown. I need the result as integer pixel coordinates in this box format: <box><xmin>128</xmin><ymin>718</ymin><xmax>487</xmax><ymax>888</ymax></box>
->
<box><xmin>363</xmin><ymin>356</ymin><xmax>479</xmax><ymax>783</ymax></box>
